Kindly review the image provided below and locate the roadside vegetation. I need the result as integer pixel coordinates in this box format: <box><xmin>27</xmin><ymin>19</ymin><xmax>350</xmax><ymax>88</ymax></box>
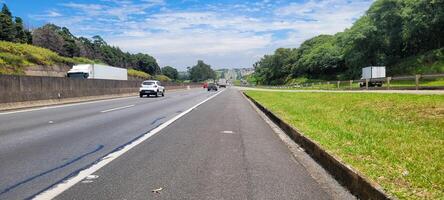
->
<box><xmin>127</xmin><ymin>69</ymin><xmax>150</xmax><ymax>79</ymax></box>
<box><xmin>251</xmin><ymin>0</ymin><xmax>444</xmax><ymax>85</ymax></box>
<box><xmin>0</xmin><ymin>3</ymin><xmax>162</xmax><ymax>76</ymax></box>
<box><xmin>0</xmin><ymin>40</ymin><xmax>94</xmax><ymax>75</ymax></box>
<box><xmin>245</xmin><ymin>91</ymin><xmax>443</xmax><ymax>199</ymax></box>
<box><xmin>0</xmin><ymin>3</ymin><xmax>211</xmax><ymax>82</ymax></box>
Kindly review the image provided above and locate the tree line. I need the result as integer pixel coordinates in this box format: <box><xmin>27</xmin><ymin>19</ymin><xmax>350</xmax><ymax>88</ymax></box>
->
<box><xmin>0</xmin><ymin>4</ymin><xmax>32</xmax><ymax>43</ymax></box>
<box><xmin>253</xmin><ymin>0</ymin><xmax>444</xmax><ymax>85</ymax></box>
<box><xmin>0</xmin><ymin>4</ymin><xmax>161</xmax><ymax>76</ymax></box>
<box><xmin>0</xmin><ymin>3</ymin><xmax>219</xmax><ymax>82</ymax></box>
<box><xmin>188</xmin><ymin>60</ymin><xmax>216</xmax><ymax>82</ymax></box>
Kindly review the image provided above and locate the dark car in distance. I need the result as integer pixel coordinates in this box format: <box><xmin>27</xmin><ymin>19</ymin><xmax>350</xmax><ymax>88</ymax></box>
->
<box><xmin>207</xmin><ymin>83</ymin><xmax>218</xmax><ymax>91</ymax></box>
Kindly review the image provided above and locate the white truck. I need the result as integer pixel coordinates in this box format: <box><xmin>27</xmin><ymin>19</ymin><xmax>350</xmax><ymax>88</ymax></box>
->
<box><xmin>360</xmin><ymin>66</ymin><xmax>386</xmax><ymax>87</ymax></box>
<box><xmin>67</xmin><ymin>64</ymin><xmax>128</xmax><ymax>80</ymax></box>
<box><xmin>217</xmin><ymin>78</ymin><xmax>228</xmax><ymax>88</ymax></box>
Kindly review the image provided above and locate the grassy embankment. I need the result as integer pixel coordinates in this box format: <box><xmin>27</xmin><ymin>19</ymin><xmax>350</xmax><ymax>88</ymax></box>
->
<box><xmin>0</xmin><ymin>41</ymin><xmax>148</xmax><ymax>78</ymax></box>
<box><xmin>245</xmin><ymin>91</ymin><xmax>443</xmax><ymax>199</ymax></box>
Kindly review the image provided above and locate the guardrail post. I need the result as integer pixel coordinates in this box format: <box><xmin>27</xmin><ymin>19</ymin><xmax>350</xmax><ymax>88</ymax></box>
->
<box><xmin>365</xmin><ymin>79</ymin><xmax>369</xmax><ymax>90</ymax></box>
<box><xmin>349</xmin><ymin>80</ymin><xmax>353</xmax><ymax>90</ymax></box>
<box><xmin>337</xmin><ymin>81</ymin><xmax>340</xmax><ymax>89</ymax></box>
<box><xmin>415</xmin><ymin>75</ymin><xmax>421</xmax><ymax>90</ymax></box>
<box><xmin>386</xmin><ymin>77</ymin><xmax>391</xmax><ymax>90</ymax></box>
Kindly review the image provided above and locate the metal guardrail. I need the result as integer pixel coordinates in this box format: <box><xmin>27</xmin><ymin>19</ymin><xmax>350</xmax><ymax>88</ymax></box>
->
<box><xmin>258</xmin><ymin>74</ymin><xmax>444</xmax><ymax>90</ymax></box>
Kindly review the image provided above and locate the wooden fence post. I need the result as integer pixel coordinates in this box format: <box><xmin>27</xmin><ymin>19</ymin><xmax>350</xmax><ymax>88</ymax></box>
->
<box><xmin>386</xmin><ymin>77</ymin><xmax>391</xmax><ymax>90</ymax></box>
<box><xmin>337</xmin><ymin>81</ymin><xmax>340</xmax><ymax>89</ymax></box>
<box><xmin>415</xmin><ymin>75</ymin><xmax>421</xmax><ymax>90</ymax></box>
<box><xmin>327</xmin><ymin>82</ymin><xmax>330</xmax><ymax>90</ymax></box>
<box><xmin>365</xmin><ymin>79</ymin><xmax>369</xmax><ymax>90</ymax></box>
<box><xmin>350</xmin><ymin>80</ymin><xmax>353</xmax><ymax>90</ymax></box>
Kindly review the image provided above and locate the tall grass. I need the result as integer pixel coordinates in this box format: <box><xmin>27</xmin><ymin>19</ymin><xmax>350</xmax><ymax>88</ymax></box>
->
<box><xmin>0</xmin><ymin>41</ymin><xmax>95</xmax><ymax>75</ymax></box>
<box><xmin>128</xmin><ymin>69</ymin><xmax>150</xmax><ymax>79</ymax></box>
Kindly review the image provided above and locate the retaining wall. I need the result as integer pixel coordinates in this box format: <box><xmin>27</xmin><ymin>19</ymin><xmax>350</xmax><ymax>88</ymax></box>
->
<box><xmin>0</xmin><ymin>75</ymin><xmax>199</xmax><ymax>103</ymax></box>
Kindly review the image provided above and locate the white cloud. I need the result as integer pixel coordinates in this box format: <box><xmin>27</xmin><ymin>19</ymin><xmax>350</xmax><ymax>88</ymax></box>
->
<box><xmin>33</xmin><ymin>0</ymin><xmax>374</xmax><ymax>69</ymax></box>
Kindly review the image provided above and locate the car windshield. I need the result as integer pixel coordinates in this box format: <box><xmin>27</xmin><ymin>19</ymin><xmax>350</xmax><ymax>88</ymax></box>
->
<box><xmin>142</xmin><ymin>81</ymin><xmax>155</xmax><ymax>85</ymax></box>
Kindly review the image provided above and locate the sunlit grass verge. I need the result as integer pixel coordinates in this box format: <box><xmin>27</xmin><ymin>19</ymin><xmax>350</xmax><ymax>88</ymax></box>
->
<box><xmin>128</xmin><ymin>69</ymin><xmax>150</xmax><ymax>79</ymax></box>
<box><xmin>153</xmin><ymin>74</ymin><xmax>172</xmax><ymax>82</ymax></box>
<box><xmin>0</xmin><ymin>41</ymin><xmax>95</xmax><ymax>75</ymax></box>
<box><xmin>245</xmin><ymin>91</ymin><xmax>443</xmax><ymax>199</ymax></box>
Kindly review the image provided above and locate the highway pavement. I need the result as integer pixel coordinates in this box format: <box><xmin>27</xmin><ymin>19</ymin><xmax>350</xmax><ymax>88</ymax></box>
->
<box><xmin>0</xmin><ymin>88</ymin><xmax>352</xmax><ymax>199</ymax></box>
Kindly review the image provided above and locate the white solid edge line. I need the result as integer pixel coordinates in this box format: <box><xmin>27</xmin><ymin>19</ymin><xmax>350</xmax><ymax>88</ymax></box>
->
<box><xmin>0</xmin><ymin>88</ymin><xmax>199</xmax><ymax>115</ymax></box>
<box><xmin>100</xmin><ymin>105</ymin><xmax>135</xmax><ymax>113</ymax></box>
<box><xmin>0</xmin><ymin>96</ymin><xmax>137</xmax><ymax>115</ymax></box>
<box><xmin>32</xmin><ymin>89</ymin><xmax>224</xmax><ymax>200</ymax></box>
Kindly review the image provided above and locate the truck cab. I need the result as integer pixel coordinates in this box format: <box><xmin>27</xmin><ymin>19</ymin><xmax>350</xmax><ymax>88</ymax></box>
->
<box><xmin>67</xmin><ymin>65</ymin><xmax>92</xmax><ymax>79</ymax></box>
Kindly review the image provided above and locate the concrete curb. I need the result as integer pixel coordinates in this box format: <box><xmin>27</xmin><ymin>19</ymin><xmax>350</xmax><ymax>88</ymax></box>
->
<box><xmin>243</xmin><ymin>92</ymin><xmax>393</xmax><ymax>200</ymax></box>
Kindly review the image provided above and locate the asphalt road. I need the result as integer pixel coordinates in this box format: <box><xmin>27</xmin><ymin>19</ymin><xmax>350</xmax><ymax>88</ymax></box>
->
<box><xmin>0</xmin><ymin>88</ymin><xmax>215</xmax><ymax>200</ymax></box>
<box><xmin>0</xmin><ymin>88</ymin><xmax>351</xmax><ymax>200</ymax></box>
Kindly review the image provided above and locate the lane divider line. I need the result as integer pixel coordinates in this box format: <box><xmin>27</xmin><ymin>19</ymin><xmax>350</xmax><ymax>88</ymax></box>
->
<box><xmin>0</xmin><ymin>88</ymin><xmax>200</xmax><ymax>115</ymax></box>
<box><xmin>0</xmin><ymin>97</ymin><xmax>137</xmax><ymax>115</ymax></box>
<box><xmin>32</xmin><ymin>89</ymin><xmax>225</xmax><ymax>200</ymax></box>
<box><xmin>0</xmin><ymin>145</ymin><xmax>104</xmax><ymax>196</ymax></box>
<box><xmin>100</xmin><ymin>105</ymin><xmax>135</xmax><ymax>113</ymax></box>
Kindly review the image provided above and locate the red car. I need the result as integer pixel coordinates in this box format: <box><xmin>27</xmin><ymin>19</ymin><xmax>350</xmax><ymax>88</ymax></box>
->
<box><xmin>203</xmin><ymin>82</ymin><xmax>208</xmax><ymax>88</ymax></box>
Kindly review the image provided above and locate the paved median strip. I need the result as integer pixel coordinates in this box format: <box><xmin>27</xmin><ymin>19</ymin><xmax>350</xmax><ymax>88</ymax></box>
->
<box><xmin>100</xmin><ymin>105</ymin><xmax>135</xmax><ymax>113</ymax></box>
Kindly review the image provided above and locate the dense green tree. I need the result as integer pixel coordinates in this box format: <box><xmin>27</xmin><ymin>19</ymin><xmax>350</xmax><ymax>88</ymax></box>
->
<box><xmin>0</xmin><ymin>4</ymin><xmax>15</xmax><ymax>41</ymax></box>
<box><xmin>189</xmin><ymin>60</ymin><xmax>216</xmax><ymax>82</ymax></box>
<box><xmin>253</xmin><ymin>48</ymin><xmax>296</xmax><ymax>85</ymax></box>
<box><xmin>13</xmin><ymin>17</ymin><xmax>29</xmax><ymax>43</ymax></box>
<box><xmin>133</xmin><ymin>53</ymin><xmax>160</xmax><ymax>75</ymax></box>
<box><xmin>295</xmin><ymin>35</ymin><xmax>344</xmax><ymax>79</ymax></box>
<box><xmin>162</xmin><ymin>66</ymin><xmax>179</xmax><ymax>80</ymax></box>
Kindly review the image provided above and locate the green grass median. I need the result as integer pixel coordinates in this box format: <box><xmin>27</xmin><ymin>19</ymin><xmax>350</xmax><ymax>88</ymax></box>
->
<box><xmin>244</xmin><ymin>91</ymin><xmax>443</xmax><ymax>199</ymax></box>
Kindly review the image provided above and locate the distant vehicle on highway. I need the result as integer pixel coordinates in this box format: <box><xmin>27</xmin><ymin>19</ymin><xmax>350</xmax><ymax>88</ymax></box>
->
<box><xmin>207</xmin><ymin>83</ymin><xmax>218</xmax><ymax>91</ymax></box>
<box><xmin>67</xmin><ymin>64</ymin><xmax>128</xmax><ymax>80</ymax></box>
<box><xmin>139</xmin><ymin>80</ymin><xmax>165</xmax><ymax>97</ymax></box>
<box><xmin>218</xmin><ymin>78</ymin><xmax>227</xmax><ymax>88</ymax></box>
<box><xmin>203</xmin><ymin>82</ymin><xmax>208</xmax><ymax>89</ymax></box>
<box><xmin>360</xmin><ymin>66</ymin><xmax>386</xmax><ymax>87</ymax></box>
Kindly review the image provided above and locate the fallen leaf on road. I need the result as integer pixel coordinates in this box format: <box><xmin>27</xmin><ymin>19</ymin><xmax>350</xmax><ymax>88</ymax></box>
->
<box><xmin>152</xmin><ymin>187</ymin><xmax>163</xmax><ymax>194</ymax></box>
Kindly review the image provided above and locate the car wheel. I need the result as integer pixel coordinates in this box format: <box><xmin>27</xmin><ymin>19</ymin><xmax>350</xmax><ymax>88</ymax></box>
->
<box><xmin>139</xmin><ymin>93</ymin><xmax>143</xmax><ymax>98</ymax></box>
<box><xmin>162</xmin><ymin>90</ymin><xmax>165</xmax><ymax>97</ymax></box>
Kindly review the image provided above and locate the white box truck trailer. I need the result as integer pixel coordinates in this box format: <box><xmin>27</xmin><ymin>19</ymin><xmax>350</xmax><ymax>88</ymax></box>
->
<box><xmin>218</xmin><ymin>78</ymin><xmax>228</xmax><ymax>88</ymax></box>
<box><xmin>67</xmin><ymin>64</ymin><xmax>128</xmax><ymax>80</ymax></box>
<box><xmin>360</xmin><ymin>66</ymin><xmax>386</xmax><ymax>87</ymax></box>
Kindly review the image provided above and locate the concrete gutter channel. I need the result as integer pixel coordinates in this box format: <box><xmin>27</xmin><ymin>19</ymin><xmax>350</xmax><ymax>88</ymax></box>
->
<box><xmin>243</xmin><ymin>92</ymin><xmax>393</xmax><ymax>200</ymax></box>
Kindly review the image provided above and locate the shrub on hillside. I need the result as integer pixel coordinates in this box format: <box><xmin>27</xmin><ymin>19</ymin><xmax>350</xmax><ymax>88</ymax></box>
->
<box><xmin>0</xmin><ymin>40</ymin><xmax>95</xmax><ymax>75</ymax></box>
<box><xmin>154</xmin><ymin>74</ymin><xmax>172</xmax><ymax>82</ymax></box>
<box><xmin>128</xmin><ymin>69</ymin><xmax>150</xmax><ymax>79</ymax></box>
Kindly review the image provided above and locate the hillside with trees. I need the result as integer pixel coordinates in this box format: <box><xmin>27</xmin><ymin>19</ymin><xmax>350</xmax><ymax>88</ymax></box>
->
<box><xmin>252</xmin><ymin>0</ymin><xmax>444</xmax><ymax>85</ymax></box>
<box><xmin>0</xmin><ymin>3</ymin><xmax>161</xmax><ymax>76</ymax></box>
<box><xmin>188</xmin><ymin>60</ymin><xmax>216</xmax><ymax>82</ymax></box>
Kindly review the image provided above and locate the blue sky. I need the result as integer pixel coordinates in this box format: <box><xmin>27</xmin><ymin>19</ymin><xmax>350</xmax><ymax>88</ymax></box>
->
<box><xmin>3</xmin><ymin>0</ymin><xmax>374</xmax><ymax>70</ymax></box>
